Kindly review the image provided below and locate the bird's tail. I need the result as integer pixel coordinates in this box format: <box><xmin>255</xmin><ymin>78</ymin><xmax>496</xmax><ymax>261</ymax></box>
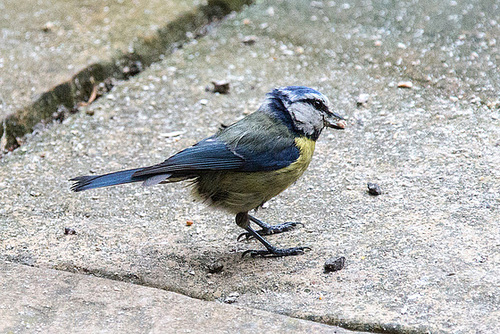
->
<box><xmin>70</xmin><ymin>168</ymin><xmax>147</xmax><ymax>192</ymax></box>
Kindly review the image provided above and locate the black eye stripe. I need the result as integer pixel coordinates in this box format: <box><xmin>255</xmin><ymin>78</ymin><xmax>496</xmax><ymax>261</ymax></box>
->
<box><xmin>303</xmin><ymin>99</ymin><xmax>328</xmax><ymax>112</ymax></box>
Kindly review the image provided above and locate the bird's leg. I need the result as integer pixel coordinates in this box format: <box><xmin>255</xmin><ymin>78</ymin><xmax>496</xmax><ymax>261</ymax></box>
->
<box><xmin>237</xmin><ymin>214</ymin><xmax>302</xmax><ymax>241</ymax></box>
<box><xmin>235</xmin><ymin>212</ymin><xmax>310</xmax><ymax>258</ymax></box>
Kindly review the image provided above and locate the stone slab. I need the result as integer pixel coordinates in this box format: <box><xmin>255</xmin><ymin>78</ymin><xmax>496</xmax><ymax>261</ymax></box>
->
<box><xmin>0</xmin><ymin>260</ymin><xmax>354</xmax><ymax>333</ymax></box>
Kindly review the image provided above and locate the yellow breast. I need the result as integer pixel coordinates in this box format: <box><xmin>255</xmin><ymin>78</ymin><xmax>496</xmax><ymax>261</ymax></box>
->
<box><xmin>193</xmin><ymin>136</ymin><xmax>317</xmax><ymax>213</ymax></box>
<box><xmin>277</xmin><ymin>136</ymin><xmax>316</xmax><ymax>178</ymax></box>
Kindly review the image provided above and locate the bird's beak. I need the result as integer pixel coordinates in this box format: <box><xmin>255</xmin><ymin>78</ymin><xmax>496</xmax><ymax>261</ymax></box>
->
<box><xmin>324</xmin><ymin>110</ymin><xmax>346</xmax><ymax>129</ymax></box>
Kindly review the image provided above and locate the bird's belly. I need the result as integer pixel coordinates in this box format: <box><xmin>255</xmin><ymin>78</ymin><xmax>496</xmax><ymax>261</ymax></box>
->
<box><xmin>193</xmin><ymin>137</ymin><xmax>315</xmax><ymax>213</ymax></box>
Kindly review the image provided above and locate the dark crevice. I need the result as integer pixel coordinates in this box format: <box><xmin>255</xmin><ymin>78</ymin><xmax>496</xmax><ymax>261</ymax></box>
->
<box><xmin>303</xmin><ymin>315</ymin><xmax>430</xmax><ymax>334</ymax></box>
<box><xmin>0</xmin><ymin>0</ymin><xmax>253</xmax><ymax>154</ymax></box>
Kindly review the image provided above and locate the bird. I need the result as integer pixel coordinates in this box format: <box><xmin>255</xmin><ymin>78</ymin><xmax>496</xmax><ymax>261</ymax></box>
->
<box><xmin>70</xmin><ymin>86</ymin><xmax>345</xmax><ymax>257</ymax></box>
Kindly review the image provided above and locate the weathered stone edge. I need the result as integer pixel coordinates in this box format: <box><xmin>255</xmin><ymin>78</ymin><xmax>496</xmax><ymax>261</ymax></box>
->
<box><xmin>0</xmin><ymin>0</ymin><xmax>252</xmax><ymax>152</ymax></box>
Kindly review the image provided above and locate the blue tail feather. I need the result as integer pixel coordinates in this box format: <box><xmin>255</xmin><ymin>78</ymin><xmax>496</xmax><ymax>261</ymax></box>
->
<box><xmin>70</xmin><ymin>168</ymin><xmax>146</xmax><ymax>192</ymax></box>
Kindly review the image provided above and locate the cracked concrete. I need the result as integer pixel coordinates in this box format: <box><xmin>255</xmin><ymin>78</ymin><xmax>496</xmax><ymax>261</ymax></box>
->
<box><xmin>1</xmin><ymin>0</ymin><xmax>499</xmax><ymax>333</ymax></box>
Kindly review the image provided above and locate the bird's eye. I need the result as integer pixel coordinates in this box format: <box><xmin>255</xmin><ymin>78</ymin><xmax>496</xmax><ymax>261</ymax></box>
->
<box><xmin>304</xmin><ymin>98</ymin><xmax>327</xmax><ymax>112</ymax></box>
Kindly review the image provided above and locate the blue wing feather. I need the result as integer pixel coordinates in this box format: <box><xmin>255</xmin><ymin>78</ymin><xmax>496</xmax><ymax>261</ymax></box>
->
<box><xmin>132</xmin><ymin>135</ymin><xmax>299</xmax><ymax>177</ymax></box>
<box><xmin>237</xmin><ymin>142</ymin><xmax>299</xmax><ymax>171</ymax></box>
<box><xmin>133</xmin><ymin>137</ymin><xmax>244</xmax><ymax>176</ymax></box>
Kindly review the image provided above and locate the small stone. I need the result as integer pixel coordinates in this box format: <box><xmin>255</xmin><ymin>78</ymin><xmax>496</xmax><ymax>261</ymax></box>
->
<box><xmin>367</xmin><ymin>183</ymin><xmax>382</xmax><ymax>196</ymax></box>
<box><xmin>356</xmin><ymin>93</ymin><xmax>370</xmax><ymax>106</ymax></box>
<box><xmin>242</xmin><ymin>36</ymin><xmax>258</xmax><ymax>45</ymax></box>
<box><xmin>397</xmin><ymin>81</ymin><xmax>413</xmax><ymax>89</ymax></box>
<box><xmin>486</xmin><ymin>100</ymin><xmax>499</xmax><ymax>109</ymax></box>
<box><xmin>211</xmin><ymin>80</ymin><xmax>230</xmax><ymax>94</ymax></box>
<box><xmin>42</xmin><ymin>21</ymin><xmax>55</xmax><ymax>32</ymax></box>
<box><xmin>199</xmin><ymin>99</ymin><xmax>208</xmax><ymax>105</ymax></box>
<box><xmin>324</xmin><ymin>256</ymin><xmax>346</xmax><ymax>273</ymax></box>
<box><xmin>29</xmin><ymin>191</ymin><xmax>41</xmax><ymax>197</ymax></box>
<box><xmin>207</xmin><ymin>261</ymin><xmax>224</xmax><ymax>274</ymax></box>
<box><xmin>224</xmin><ymin>292</ymin><xmax>240</xmax><ymax>304</ymax></box>
<box><xmin>64</xmin><ymin>227</ymin><xmax>77</xmax><ymax>235</ymax></box>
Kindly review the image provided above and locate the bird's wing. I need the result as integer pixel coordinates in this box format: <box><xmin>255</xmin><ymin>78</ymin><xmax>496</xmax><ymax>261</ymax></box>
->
<box><xmin>132</xmin><ymin>135</ymin><xmax>299</xmax><ymax>177</ymax></box>
<box><xmin>232</xmin><ymin>133</ymin><xmax>300</xmax><ymax>172</ymax></box>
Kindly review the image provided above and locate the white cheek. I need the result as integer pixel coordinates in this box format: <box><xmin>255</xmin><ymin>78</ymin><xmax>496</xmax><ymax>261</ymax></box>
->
<box><xmin>289</xmin><ymin>104</ymin><xmax>324</xmax><ymax>135</ymax></box>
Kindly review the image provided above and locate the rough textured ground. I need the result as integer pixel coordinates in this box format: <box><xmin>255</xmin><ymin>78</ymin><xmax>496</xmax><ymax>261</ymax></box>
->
<box><xmin>1</xmin><ymin>261</ymin><xmax>353</xmax><ymax>334</ymax></box>
<box><xmin>1</xmin><ymin>0</ymin><xmax>499</xmax><ymax>333</ymax></box>
<box><xmin>0</xmin><ymin>0</ymin><xmax>197</xmax><ymax>118</ymax></box>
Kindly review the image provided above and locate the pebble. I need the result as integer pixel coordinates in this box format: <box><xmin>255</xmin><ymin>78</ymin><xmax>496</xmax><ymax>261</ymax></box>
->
<box><xmin>324</xmin><ymin>256</ymin><xmax>346</xmax><ymax>273</ymax></box>
<box><xmin>356</xmin><ymin>93</ymin><xmax>370</xmax><ymax>106</ymax></box>
<box><xmin>64</xmin><ymin>227</ymin><xmax>77</xmax><ymax>235</ymax></box>
<box><xmin>211</xmin><ymin>80</ymin><xmax>230</xmax><ymax>94</ymax></box>
<box><xmin>42</xmin><ymin>21</ymin><xmax>55</xmax><ymax>32</ymax></box>
<box><xmin>397</xmin><ymin>81</ymin><xmax>413</xmax><ymax>89</ymax></box>
<box><xmin>224</xmin><ymin>292</ymin><xmax>240</xmax><ymax>304</ymax></box>
<box><xmin>207</xmin><ymin>261</ymin><xmax>224</xmax><ymax>274</ymax></box>
<box><xmin>367</xmin><ymin>183</ymin><xmax>382</xmax><ymax>196</ymax></box>
<box><xmin>242</xmin><ymin>36</ymin><xmax>258</xmax><ymax>45</ymax></box>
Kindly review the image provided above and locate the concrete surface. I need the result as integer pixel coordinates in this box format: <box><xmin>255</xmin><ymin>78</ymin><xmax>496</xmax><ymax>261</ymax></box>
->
<box><xmin>0</xmin><ymin>0</ymin><xmax>197</xmax><ymax>118</ymax></box>
<box><xmin>1</xmin><ymin>0</ymin><xmax>499</xmax><ymax>333</ymax></box>
<box><xmin>0</xmin><ymin>0</ymin><xmax>250</xmax><ymax>152</ymax></box>
<box><xmin>0</xmin><ymin>260</ymin><xmax>353</xmax><ymax>334</ymax></box>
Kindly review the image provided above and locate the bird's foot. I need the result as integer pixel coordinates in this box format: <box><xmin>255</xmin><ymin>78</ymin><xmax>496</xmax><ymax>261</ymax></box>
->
<box><xmin>237</xmin><ymin>222</ymin><xmax>302</xmax><ymax>241</ymax></box>
<box><xmin>242</xmin><ymin>246</ymin><xmax>311</xmax><ymax>258</ymax></box>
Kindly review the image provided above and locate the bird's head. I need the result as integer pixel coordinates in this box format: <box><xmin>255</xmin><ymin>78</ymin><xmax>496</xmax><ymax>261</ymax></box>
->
<box><xmin>266</xmin><ymin>86</ymin><xmax>345</xmax><ymax>140</ymax></box>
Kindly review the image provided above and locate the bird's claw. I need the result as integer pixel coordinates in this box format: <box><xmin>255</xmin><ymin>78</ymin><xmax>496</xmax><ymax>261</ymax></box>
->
<box><xmin>237</xmin><ymin>232</ymin><xmax>253</xmax><ymax>241</ymax></box>
<box><xmin>237</xmin><ymin>222</ymin><xmax>303</xmax><ymax>242</ymax></box>
<box><xmin>263</xmin><ymin>222</ymin><xmax>303</xmax><ymax>234</ymax></box>
<box><xmin>242</xmin><ymin>246</ymin><xmax>311</xmax><ymax>258</ymax></box>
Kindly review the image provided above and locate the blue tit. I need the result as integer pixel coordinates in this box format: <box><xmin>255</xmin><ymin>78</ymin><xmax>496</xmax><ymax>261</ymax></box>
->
<box><xmin>71</xmin><ymin>86</ymin><xmax>345</xmax><ymax>257</ymax></box>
